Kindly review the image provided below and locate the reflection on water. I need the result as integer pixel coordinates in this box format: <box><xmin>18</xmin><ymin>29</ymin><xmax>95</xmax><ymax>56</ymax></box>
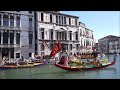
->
<box><xmin>0</xmin><ymin>55</ymin><xmax>120</xmax><ymax>79</ymax></box>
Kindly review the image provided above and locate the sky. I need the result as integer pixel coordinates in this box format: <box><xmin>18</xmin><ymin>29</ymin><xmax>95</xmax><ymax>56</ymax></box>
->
<box><xmin>63</xmin><ymin>11</ymin><xmax>119</xmax><ymax>43</ymax></box>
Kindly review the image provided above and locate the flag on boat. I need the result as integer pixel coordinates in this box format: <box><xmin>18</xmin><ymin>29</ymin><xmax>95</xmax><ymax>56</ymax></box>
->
<box><xmin>49</xmin><ymin>41</ymin><xmax>62</xmax><ymax>58</ymax></box>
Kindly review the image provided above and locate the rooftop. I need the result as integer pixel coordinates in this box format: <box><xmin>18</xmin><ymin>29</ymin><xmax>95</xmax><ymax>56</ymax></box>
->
<box><xmin>40</xmin><ymin>11</ymin><xmax>79</xmax><ymax>19</ymax></box>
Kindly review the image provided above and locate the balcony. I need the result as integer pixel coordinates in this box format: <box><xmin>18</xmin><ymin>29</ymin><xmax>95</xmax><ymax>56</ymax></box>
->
<box><xmin>38</xmin><ymin>39</ymin><xmax>80</xmax><ymax>44</ymax></box>
<box><xmin>0</xmin><ymin>26</ymin><xmax>20</xmax><ymax>30</ymax></box>
<box><xmin>0</xmin><ymin>44</ymin><xmax>20</xmax><ymax>48</ymax></box>
<box><xmin>0</xmin><ymin>26</ymin><xmax>11</xmax><ymax>30</ymax></box>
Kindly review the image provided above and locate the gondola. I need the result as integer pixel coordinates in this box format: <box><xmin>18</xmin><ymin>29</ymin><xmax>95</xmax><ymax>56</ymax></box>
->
<box><xmin>0</xmin><ymin>61</ymin><xmax>47</xmax><ymax>69</ymax></box>
<box><xmin>55</xmin><ymin>57</ymin><xmax>116</xmax><ymax>71</ymax></box>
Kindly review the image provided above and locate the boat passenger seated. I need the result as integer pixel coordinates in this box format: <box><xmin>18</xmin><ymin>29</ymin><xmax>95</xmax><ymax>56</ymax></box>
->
<box><xmin>82</xmin><ymin>61</ymin><xmax>86</xmax><ymax>66</ymax></box>
<box><xmin>96</xmin><ymin>60</ymin><xmax>102</xmax><ymax>66</ymax></box>
<box><xmin>72</xmin><ymin>53</ymin><xmax>81</xmax><ymax>62</ymax></box>
<box><xmin>68</xmin><ymin>52</ymin><xmax>73</xmax><ymax>62</ymax></box>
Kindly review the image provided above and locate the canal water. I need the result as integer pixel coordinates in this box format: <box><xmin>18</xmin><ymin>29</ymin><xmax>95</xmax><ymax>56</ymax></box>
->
<box><xmin>0</xmin><ymin>54</ymin><xmax>120</xmax><ymax>79</ymax></box>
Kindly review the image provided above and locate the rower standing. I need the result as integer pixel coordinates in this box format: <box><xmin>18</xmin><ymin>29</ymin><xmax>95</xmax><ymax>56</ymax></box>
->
<box><xmin>58</xmin><ymin>47</ymin><xmax>69</xmax><ymax>66</ymax></box>
<box><xmin>92</xmin><ymin>48</ymin><xmax>100</xmax><ymax>62</ymax></box>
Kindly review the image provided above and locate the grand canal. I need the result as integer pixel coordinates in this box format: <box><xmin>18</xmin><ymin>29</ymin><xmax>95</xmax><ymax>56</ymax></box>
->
<box><xmin>0</xmin><ymin>54</ymin><xmax>120</xmax><ymax>79</ymax></box>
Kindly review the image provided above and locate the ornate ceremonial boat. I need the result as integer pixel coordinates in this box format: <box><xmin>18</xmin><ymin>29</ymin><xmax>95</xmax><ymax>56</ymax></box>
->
<box><xmin>55</xmin><ymin>57</ymin><xmax>116</xmax><ymax>71</ymax></box>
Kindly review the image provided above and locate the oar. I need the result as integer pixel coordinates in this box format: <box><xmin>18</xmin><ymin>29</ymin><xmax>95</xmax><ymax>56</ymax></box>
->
<box><xmin>113</xmin><ymin>54</ymin><xmax>117</xmax><ymax>62</ymax></box>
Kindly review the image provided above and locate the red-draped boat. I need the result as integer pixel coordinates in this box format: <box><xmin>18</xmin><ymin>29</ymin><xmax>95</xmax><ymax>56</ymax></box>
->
<box><xmin>49</xmin><ymin>41</ymin><xmax>116</xmax><ymax>71</ymax></box>
<box><xmin>55</xmin><ymin>58</ymin><xmax>116</xmax><ymax>71</ymax></box>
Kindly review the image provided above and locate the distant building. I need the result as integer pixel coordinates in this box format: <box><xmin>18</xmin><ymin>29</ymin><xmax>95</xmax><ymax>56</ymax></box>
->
<box><xmin>0</xmin><ymin>11</ymin><xmax>35</xmax><ymax>61</ymax></box>
<box><xmin>109</xmin><ymin>37</ymin><xmax>120</xmax><ymax>54</ymax></box>
<box><xmin>98</xmin><ymin>35</ymin><xmax>119</xmax><ymax>54</ymax></box>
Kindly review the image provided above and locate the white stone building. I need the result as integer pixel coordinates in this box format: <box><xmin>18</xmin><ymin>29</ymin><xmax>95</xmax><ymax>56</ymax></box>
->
<box><xmin>35</xmin><ymin>11</ymin><xmax>94</xmax><ymax>57</ymax></box>
<box><xmin>79</xmin><ymin>22</ymin><xmax>94</xmax><ymax>53</ymax></box>
<box><xmin>0</xmin><ymin>11</ymin><xmax>35</xmax><ymax>61</ymax></box>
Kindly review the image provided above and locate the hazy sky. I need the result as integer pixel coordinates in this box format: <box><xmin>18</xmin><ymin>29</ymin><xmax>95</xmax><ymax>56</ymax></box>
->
<box><xmin>63</xmin><ymin>11</ymin><xmax>119</xmax><ymax>43</ymax></box>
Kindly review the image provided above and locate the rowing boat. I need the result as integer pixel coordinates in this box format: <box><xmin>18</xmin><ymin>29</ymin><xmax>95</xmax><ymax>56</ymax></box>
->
<box><xmin>0</xmin><ymin>61</ymin><xmax>47</xmax><ymax>69</ymax></box>
<box><xmin>55</xmin><ymin>57</ymin><xmax>116</xmax><ymax>71</ymax></box>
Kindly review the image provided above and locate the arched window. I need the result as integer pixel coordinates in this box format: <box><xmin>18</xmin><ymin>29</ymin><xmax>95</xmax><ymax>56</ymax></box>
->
<box><xmin>69</xmin><ymin>31</ymin><xmax>72</xmax><ymax>40</ymax></box>
<box><xmin>29</xmin><ymin>18</ymin><xmax>32</xmax><ymax>29</ymax></box>
<box><xmin>10</xmin><ymin>16</ymin><xmax>14</xmax><ymax>27</ymax></box>
<box><xmin>16</xmin><ymin>16</ymin><xmax>20</xmax><ymax>27</ymax></box>
<box><xmin>75</xmin><ymin>18</ymin><xmax>77</xmax><ymax>26</ymax></box>
<box><xmin>61</xmin><ymin>16</ymin><xmax>63</xmax><ymax>25</ymax></box>
<box><xmin>40</xmin><ymin>28</ymin><xmax>44</xmax><ymax>39</ymax></box>
<box><xmin>56</xmin><ymin>15</ymin><xmax>58</xmax><ymax>23</ymax></box>
<box><xmin>86</xmin><ymin>40</ymin><xmax>89</xmax><ymax>46</ymax></box>
<box><xmin>0</xmin><ymin>31</ymin><xmax>1</xmax><ymax>44</ymax></box>
<box><xmin>64</xmin><ymin>17</ymin><xmax>66</xmax><ymax>25</ymax></box>
<box><xmin>69</xmin><ymin>18</ymin><xmax>71</xmax><ymax>25</ymax></box>
<box><xmin>50</xmin><ymin>29</ymin><xmax>53</xmax><ymax>40</ymax></box>
<box><xmin>76</xmin><ymin>31</ymin><xmax>78</xmax><ymax>41</ymax></box>
<box><xmin>10</xmin><ymin>31</ymin><xmax>14</xmax><ymax>44</ymax></box>
<box><xmin>3</xmin><ymin>30</ymin><xmax>9</xmax><ymax>44</ymax></box>
<box><xmin>41</xmin><ymin>13</ymin><xmax>44</xmax><ymax>21</ymax></box>
<box><xmin>0</xmin><ymin>15</ymin><xmax>1</xmax><ymax>26</ymax></box>
<box><xmin>50</xmin><ymin>14</ymin><xmax>52</xmax><ymax>23</ymax></box>
<box><xmin>59</xmin><ymin>16</ymin><xmax>61</xmax><ymax>24</ymax></box>
<box><xmin>29</xmin><ymin>32</ymin><xmax>33</xmax><ymax>44</ymax></box>
<box><xmin>3</xmin><ymin>15</ymin><xmax>8</xmax><ymax>26</ymax></box>
<box><xmin>16</xmin><ymin>31</ymin><xmax>20</xmax><ymax>44</ymax></box>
